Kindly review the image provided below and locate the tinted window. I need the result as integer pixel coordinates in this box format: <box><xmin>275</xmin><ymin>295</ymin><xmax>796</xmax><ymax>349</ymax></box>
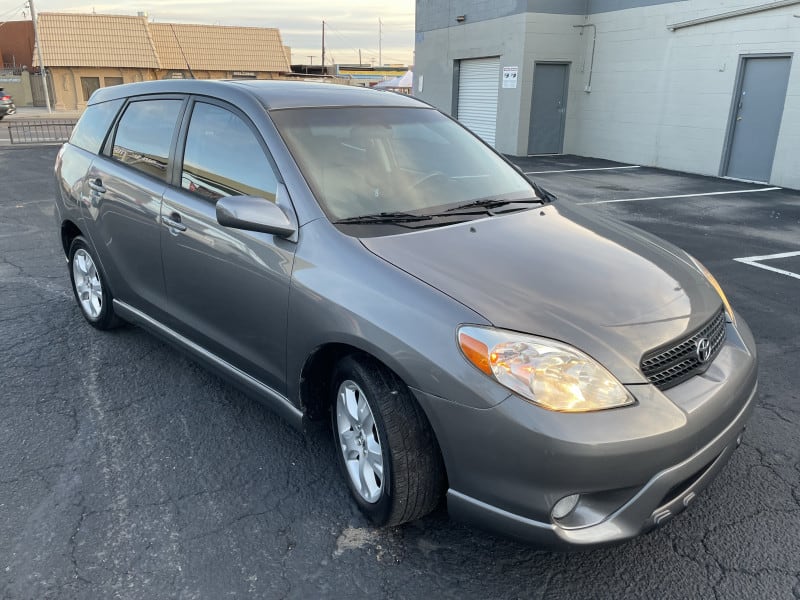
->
<box><xmin>69</xmin><ymin>99</ymin><xmax>123</xmax><ymax>154</ymax></box>
<box><xmin>112</xmin><ymin>99</ymin><xmax>183</xmax><ymax>181</ymax></box>
<box><xmin>181</xmin><ymin>102</ymin><xmax>277</xmax><ymax>202</ymax></box>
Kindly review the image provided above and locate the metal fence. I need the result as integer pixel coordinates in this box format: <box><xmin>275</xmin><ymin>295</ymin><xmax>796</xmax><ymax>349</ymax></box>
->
<box><xmin>1</xmin><ymin>64</ymin><xmax>25</xmax><ymax>76</ymax></box>
<box><xmin>8</xmin><ymin>120</ymin><xmax>76</xmax><ymax>144</ymax></box>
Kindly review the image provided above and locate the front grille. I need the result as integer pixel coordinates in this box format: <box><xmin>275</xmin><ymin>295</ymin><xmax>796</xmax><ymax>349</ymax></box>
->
<box><xmin>640</xmin><ymin>310</ymin><xmax>727</xmax><ymax>390</ymax></box>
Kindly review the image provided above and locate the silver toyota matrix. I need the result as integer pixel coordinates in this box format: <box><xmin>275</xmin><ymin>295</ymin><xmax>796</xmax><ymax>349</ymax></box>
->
<box><xmin>55</xmin><ymin>80</ymin><xmax>758</xmax><ymax>548</ymax></box>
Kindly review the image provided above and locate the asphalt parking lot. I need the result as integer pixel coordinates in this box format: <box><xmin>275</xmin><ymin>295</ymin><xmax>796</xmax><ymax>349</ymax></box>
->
<box><xmin>1</xmin><ymin>145</ymin><xmax>799</xmax><ymax>599</ymax></box>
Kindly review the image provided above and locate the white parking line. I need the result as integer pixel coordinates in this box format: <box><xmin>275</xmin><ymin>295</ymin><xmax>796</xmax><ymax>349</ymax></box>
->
<box><xmin>577</xmin><ymin>187</ymin><xmax>781</xmax><ymax>205</ymax></box>
<box><xmin>733</xmin><ymin>250</ymin><xmax>800</xmax><ymax>281</ymax></box>
<box><xmin>524</xmin><ymin>165</ymin><xmax>640</xmax><ymax>175</ymax></box>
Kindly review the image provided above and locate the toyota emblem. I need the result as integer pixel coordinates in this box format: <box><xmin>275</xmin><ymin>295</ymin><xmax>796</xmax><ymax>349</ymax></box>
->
<box><xmin>695</xmin><ymin>337</ymin><xmax>711</xmax><ymax>363</ymax></box>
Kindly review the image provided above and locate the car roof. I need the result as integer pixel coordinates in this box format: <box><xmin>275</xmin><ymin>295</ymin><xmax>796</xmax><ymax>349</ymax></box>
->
<box><xmin>88</xmin><ymin>79</ymin><xmax>427</xmax><ymax>111</ymax></box>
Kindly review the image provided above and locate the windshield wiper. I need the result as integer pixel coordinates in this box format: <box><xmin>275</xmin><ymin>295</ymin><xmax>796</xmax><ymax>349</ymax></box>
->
<box><xmin>531</xmin><ymin>182</ymin><xmax>557</xmax><ymax>203</ymax></box>
<box><xmin>333</xmin><ymin>211</ymin><xmax>433</xmax><ymax>225</ymax></box>
<box><xmin>436</xmin><ymin>195</ymin><xmax>548</xmax><ymax>216</ymax></box>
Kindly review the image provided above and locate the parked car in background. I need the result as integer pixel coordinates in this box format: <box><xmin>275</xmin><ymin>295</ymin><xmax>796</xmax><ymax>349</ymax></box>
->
<box><xmin>54</xmin><ymin>80</ymin><xmax>758</xmax><ymax>548</ymax></box>
<box><xmin>0</xmin><ymin>89</ymin><xmax>16</xmax><ymax>119</ymax></box>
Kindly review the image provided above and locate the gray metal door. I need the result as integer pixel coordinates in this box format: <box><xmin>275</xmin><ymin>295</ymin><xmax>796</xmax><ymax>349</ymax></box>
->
<box><xmin>528</xmin><ymin>63</ymin><xmax>569</xmax><ymax>155</ymax></box>
<box><xmin>724</xmin><ymin>56</ymin><xmax>791</xmax><ymax>182</ymax></box>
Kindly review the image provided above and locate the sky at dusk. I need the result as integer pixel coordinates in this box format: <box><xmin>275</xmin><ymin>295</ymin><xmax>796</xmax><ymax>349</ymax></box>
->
<box><xmin>1</xmin><ymin>0</ymin><xmax>416</xmax><ymax>66</ymax></box>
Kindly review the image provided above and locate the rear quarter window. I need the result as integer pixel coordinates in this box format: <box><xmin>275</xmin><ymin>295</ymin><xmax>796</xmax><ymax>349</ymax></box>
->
<box><xmin>69</xmin><ymin>99</ymin><xmax>123</xmax><ymax>154</ymax></box>
<box><xmin>112</xmin><ymin>99</ymin><xmax>183</xmax><ymax>182</ymax></box>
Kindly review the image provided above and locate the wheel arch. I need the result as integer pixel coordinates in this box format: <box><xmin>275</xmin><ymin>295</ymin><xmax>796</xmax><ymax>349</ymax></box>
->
<box><xmin>60</xmin><ymin>219</ymin><xmax>83</xmax><ymax>257</ymax></box>
<box><xmin>299</xmin><ymin>342</ymin><xmax>371</xmax><ymax>421</ymax></box>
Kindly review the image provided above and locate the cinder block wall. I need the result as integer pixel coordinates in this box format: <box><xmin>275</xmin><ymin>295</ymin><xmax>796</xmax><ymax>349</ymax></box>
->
<box><xmin>416</xmin><ymin>0</ymin><xmax>800</xmax><ymax>188</ymax></box>
<box><xmin>0</xmin><ymin>71</ymin><xmax>34</xmax><ymax>107</ymax></box>
<box><xmin>571</xmin><ymin>1</ymin><xmax>800</xmax><ymax>189</ymax></box>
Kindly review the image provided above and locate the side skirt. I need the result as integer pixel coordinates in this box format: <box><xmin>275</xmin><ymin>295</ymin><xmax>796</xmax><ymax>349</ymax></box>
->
<box><xmin>113</xmin><ymin>299</ymin><xmax>304</xmax><ymax>429</ymax></box>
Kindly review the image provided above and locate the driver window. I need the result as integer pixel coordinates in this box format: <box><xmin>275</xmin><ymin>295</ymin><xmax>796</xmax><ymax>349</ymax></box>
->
<box><xmin>181</xmin><ymin>102</ymin><xmax>278</xmax><ymax>202</ymax></box>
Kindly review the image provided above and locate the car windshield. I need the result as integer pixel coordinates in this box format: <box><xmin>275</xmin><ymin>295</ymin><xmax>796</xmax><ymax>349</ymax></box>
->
<box><xmin>270</xmin><ymin>107</ymin><xmax>534</xmax><ymax>221</ymax></box>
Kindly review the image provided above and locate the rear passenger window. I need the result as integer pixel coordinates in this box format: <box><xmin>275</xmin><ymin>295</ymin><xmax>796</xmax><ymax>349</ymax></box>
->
<box><xmin>112</xmin><ymin>99</ymin><xmax>183</xmax><ymax>181</ymax></box>
<box><xmin>69</xmin><ymin>99</ymin><xmax>123</xmax><ymax>154</ymax></box>
<box><xmin>181</xmin><ymin>102</ymin><xmax>278</xmax><ymax>202</ymax></box>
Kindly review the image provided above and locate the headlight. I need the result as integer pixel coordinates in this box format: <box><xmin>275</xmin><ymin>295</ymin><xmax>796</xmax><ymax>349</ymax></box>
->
<box><xmin>458</xmin><ymin>326</ymin><xmax>634</xmax><ymax>412</ymax></box>
<box><xmin>686</xmin><ymin>255</ymin><xmax>736</xmax><ymax>325</ymax></box>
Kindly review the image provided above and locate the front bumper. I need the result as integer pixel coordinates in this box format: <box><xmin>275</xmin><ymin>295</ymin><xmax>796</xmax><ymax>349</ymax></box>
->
<box><xmin>446</xmin><ymin>383</ymin><xmax>754</xmax><ymax>548</ymax></box>
<box><xmin>413</xmin><ymin>318</ymin><xmax>758</xmax><ymax>548</ymax></box>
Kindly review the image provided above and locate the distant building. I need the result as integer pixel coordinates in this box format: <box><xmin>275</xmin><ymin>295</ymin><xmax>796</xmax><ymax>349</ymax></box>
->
<box><xmin>33</xmin><ymin>13</ymin><xmax>290</xmax><ymax>110</ymax></box>
<box><xmin>289</xmin><ymin>64</ymin><xmax>411</xmax><ymax>88</ymax></box>
<box><xmin>0</xmin><ymin>21</ymin><xmax>36</xmax><ymax>107</ymax></box>
<box><xmin>0</xmin><ymin>20</ymin><xmax>34</xmax><ymax>70</ymax></box>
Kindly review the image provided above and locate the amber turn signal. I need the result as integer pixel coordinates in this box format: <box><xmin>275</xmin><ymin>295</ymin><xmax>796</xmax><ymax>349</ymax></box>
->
<box><xmin>458</xmin><ymin>332</ymin><xmax>493</xmax><ymax>375</ymax></box>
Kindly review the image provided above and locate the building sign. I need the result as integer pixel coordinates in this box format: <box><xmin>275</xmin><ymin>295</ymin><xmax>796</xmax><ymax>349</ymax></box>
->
<box><xmin>232</xmin><ymin>71</ymin><xmax>256</xmax><ymax>78</ymax></box>
<box><xmin>502</xmin><ymin>66</ymin><xmax>518</xmax><ymax>89</ymax></box>
<box><xmin>0</xmin><ymin>77</ymin><xmax>22</xmax><ymax>83</ymax></box>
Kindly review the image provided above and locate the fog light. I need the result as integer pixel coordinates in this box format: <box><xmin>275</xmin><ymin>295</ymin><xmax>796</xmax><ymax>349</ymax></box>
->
<box><xmin>551</xmin><ymin>494</ymin><xmax>580</xmax><ymax>520</ymax></box>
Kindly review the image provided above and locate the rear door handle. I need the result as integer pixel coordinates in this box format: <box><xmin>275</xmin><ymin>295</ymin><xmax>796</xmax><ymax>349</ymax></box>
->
<box><xmin>88</xmin><ymin>178</ymin><xmax>106</xmax><ymax>194</ymax></box>
<box><xmin>161</xmin><ymin>213</ymin><xmax>187</xmax><ymax>233</ymax></box>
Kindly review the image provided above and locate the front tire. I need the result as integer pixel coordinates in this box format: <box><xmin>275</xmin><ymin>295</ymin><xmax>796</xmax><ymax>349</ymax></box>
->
<box><xmin>331</xmin><ymin>355</ymin><xmax>445</xmax><ymax>526</ymax></box>
<box><xmin>68</xmin><ymin>236</ymin><xmax>121</xmax><ymax>330</ymax></box>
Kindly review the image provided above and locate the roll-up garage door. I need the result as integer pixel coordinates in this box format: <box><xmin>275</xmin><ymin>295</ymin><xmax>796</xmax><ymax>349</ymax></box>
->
<box><xmin>457</xmin><ymin>57</ymin><xmax>500</xmax><ymax>147</ymax></box>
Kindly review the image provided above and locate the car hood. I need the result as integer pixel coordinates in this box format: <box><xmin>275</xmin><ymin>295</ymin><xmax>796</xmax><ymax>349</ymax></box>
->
<box><xmin>360</xmin><ymin>202</ymin><xmax>723</xmax><ymax>384</ymax></box>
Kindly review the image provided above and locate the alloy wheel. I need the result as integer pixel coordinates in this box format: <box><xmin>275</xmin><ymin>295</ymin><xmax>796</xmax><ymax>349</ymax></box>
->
<box><xmin>335</xmin><ymin>380</ymin><xmax>384</xmax><ymax>503</ymax></box>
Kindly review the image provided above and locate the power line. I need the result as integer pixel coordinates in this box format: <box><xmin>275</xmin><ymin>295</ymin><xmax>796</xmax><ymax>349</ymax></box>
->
<box><xmin>322</xmin><ymin>22</ymin><xmax>409</xmax><ymax>65</ymax></box>
<box><xmin>0</xmin><ymin>2</ymin><xmax>28</xmax><ymax>22</ymax></box>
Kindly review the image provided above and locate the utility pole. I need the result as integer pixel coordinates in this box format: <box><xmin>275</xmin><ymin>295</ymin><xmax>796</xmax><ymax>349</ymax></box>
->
<box><xmin>307</xmin><ymin>55</ymin><xmax>314</xmax><ymax>65</ymax></box>
<box><xmin>378</xmin><ymin>18</ymin><xmax>382</xmax><ymax>67</ymax></box>
<box><xmin>321</xmin><ymin>20</ymin><xmax>326</xmax><ymax>75</ymax></box>
<box><xmin>358</xmin><ymin>49</ymin><xmax>362</xmax><ymax>67</ymax></box>
<box><xmin>28</xmin><ymin>0</ymin><xmax>51</xmax><ymax>113</ymax></box>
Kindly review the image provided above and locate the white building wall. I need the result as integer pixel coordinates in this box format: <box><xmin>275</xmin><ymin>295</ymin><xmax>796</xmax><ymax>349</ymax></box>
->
<box><xmin>416</xmin><ymin>0</ymin><xmax>800</xmax><ymax>188</ymax></box>
<box><xmin>415</xmin><ymin>14</ymin><xmax>532</xmax><ymax>154</ymax></box>
<box><xmin>519</xmin><ymin>14</ymin><xmax>586</xmax><ymax>156</ymax></box>
<box><xmin>565</xmin><ymin>1</ymin><xmax>800</xmax><ymax>188</ymax></box>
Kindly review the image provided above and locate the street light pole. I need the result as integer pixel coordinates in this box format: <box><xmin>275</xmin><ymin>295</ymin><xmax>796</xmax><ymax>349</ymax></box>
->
<box><xmin>28</xmin><ymin>0</ymin><xmax>52</xmax><ymax>113</ymax></box>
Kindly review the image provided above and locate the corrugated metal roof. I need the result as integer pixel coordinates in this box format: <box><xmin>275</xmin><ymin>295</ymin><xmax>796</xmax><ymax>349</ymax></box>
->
<box><xmin>34</xmin><ymin>13</ymin><xmax>290</xmax><ymax>73</ymax></box>
<box><xmin>149</xmin><ymin>22</ymin><xmax>289</xmax><ymax>72</ymax></box>
<box><xmin>36</xmin><ymin>13</ymin><xmax>160</xmax><ymax>68</ymax></box>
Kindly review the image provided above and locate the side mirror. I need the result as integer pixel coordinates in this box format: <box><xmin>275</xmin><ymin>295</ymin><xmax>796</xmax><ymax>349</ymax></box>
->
<box><xmin>216</xmin><ymin>188</ymin><xmax>297</xmax><ymax>239</ymax></box>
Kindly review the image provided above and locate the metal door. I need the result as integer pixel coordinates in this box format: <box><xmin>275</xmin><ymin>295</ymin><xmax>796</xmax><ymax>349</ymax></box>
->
<box><xmin>724</xmin><ymin>56</ymin><xmax>791</xmax><ymax>182</ymax></box>
<box><xmin>457</xmin><ymin>57</ymin><xmax>500</xmax><ymax>147</ymax></box>
<box><xmin>30</xmin><ymin>72</ymin><xmax>54</xmax><ymax>107</ymax></box>
<box><xmin>528</xmin><ymin>63</ymin><xmax>569</xmax><ymax>155</ymax></box>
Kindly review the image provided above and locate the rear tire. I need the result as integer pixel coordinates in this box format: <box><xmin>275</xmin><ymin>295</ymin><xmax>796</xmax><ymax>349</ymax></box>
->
<box><xmin>68</xmin><ymin>236</ymin><xmax>122</xmax><ymax>330</ymax></box>
<box><xmin>331</xmin><ymin>354</ymin><xmax>445</xmax><ymax>526</ymax></box>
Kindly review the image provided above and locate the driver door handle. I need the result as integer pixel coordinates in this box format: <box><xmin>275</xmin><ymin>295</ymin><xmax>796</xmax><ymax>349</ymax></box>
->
<box><xmin>161</xmin><ymin>213</ymin><xmax>187</xmax><ymax>233</ymax></box>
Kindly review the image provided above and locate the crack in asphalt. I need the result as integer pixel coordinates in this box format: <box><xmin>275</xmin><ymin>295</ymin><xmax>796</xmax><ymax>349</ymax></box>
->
<box><xmin>2</xmin><ymin>147</ymin><xmax>799</xmax><ymax>599</ymax></box>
